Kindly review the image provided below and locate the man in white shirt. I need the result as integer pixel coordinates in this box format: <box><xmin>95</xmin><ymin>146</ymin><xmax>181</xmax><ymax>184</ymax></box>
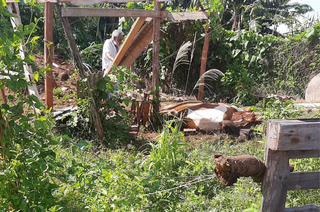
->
<box><xmin>102</xmin><ymin>29</ymin><xmax>124</xmax><ymax>76</ymax></box>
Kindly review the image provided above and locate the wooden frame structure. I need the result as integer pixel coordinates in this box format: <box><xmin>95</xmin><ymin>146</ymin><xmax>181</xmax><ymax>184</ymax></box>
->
<box><xmin>261</xmin><ymin>119</ymin><xmax>320</xmax><ymax>211</ymax></box>
<box><xmin>34</xmin><ymin>0</ymin><xmax>208</xmax><ymax>111</ymax></box>
<box><xmin>5</xmin><ymin>0</ymin><xmax>209</xmax><ymax>140</ymax></box>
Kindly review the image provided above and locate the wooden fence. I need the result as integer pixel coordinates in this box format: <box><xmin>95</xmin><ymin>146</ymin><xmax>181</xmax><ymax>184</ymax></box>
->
<box><xmin>261</xmin><ymin>119</ymin><xmax>320</xmax><ymax>212</ymax></box>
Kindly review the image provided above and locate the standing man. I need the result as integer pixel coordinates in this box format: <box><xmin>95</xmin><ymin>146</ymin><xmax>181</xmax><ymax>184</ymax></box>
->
<box><xmin>102</xmin><ymin>29</ymin><xmax>124</xmax><ymax>76</ymax></box>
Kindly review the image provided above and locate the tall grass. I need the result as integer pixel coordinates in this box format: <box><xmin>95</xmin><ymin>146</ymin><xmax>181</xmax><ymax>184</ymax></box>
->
<box><xmin>147</xmin><ymin>118</ymin><xmax>186</xmax><ymax>174</ymax></box>
<box><xmin>49</xmin><ymin>104</ymin><xmax>320</xmax><ymax>211</ymax></box>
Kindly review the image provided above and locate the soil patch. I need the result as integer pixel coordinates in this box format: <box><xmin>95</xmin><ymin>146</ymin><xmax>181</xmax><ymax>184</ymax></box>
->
<box><xmin>33</xmin><ymin>55</ymin><xmax>80</xmax><ymax>109</ymax></box>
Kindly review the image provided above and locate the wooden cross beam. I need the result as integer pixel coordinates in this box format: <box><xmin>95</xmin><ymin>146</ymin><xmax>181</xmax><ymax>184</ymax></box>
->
<box><xmin>61</xmin><ymin>7</ymin><xmax>168</xmax><ymax>18</ymax></box>
<box><xmin>36</xmin><ymin>0</ymin><xmax>170</xmax><ymax>6</ymax></box>
<box><xmin>61</xmin><ymin>7</ymin><xmax>207</xmax><ymax>21</ymax></box>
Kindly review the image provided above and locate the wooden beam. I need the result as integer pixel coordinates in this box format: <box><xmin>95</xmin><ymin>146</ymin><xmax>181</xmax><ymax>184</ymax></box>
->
<box><xmin>36</xmin><ymin>0</ymin><xmax>170</xmax><ymax>5</ymax></box>
<box><xmin>0</xmin><ymin>86</ymin><xmax>7</xmax><ymax>104</ymax></box>
<box><xmin>197</xmin><ymin>3</ymin><xmax>209</xmax><ymax>101</ymax></box>
<box><xmin>288</xmin><ymin>150</ymin><xmax>320</xmax><ymax>159</ymax></box>
<box><xmin>285</xmin><ymin>205</ymin><xmax>320</xmax><ymax>212</ymax></box>
<box><xmin>62</xmin><ymin>7</ymin><xmax>168</xmax><ymax>18</ymax></box>
<box><xmin>61</xmin><ymin>7</ymin><xmax>206</xmax><ymax>21</ymax></box>
<box><xmin>261</xmin><ymin>150</ymin><xmax>290</xmax><ymax>212</ymax></box>
<box><xmin>119</xmin><ymin>21</ymin><xmax>153</xmax><ymax>67</ymax></box>
<box><xmin>152</xmin><ymin>0</ymin><xmax>161</xmax><ymax>124</ymax></box>
<box><xmin>106</xmin><ymin>17</ymin><xmax>146</xmax><ymax>75</ymax></box>
<box><xmin>267</xmin><ymin>119</ymin><xmax>320</xmax><ymax>151</ymax></box>
<box><xmin>119</xmin><ymin>21</ymin><xmax>165</xmax><ymax>67</ymax></box>
<box><xmin>56</xmin><ymin>5</ymin><xmax>86</xmax><ymax>78</ymax></box>
<box><xmin>287</xmin><ymin>172</ymin><xmax>320</xmax><ymax>190</ymax></box>
<box><xmin>56</xmin><ymin>3</ymin><xmax>104</xmax><ymax>142</ymax></box>
<box><xmin>44</xmin><ymin>2</ymin><xmax>54</xmax><ymax>110</ymax></box>
<box><xmin>197</xmin><ymin>20</ymin><xmax>209</xmax><ymax>101</ymax></box>
<box><xmin>0</xmin><ymin>107</ymin><xmax>4</xmax><ymax>155</ymax></box>
<box><xmin>168</xmin><ymin>11</ymin><xmax>208</xmax><ymax>21</ymax></box>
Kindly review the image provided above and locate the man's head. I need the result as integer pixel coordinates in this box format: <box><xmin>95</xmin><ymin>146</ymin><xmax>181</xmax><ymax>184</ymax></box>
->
<box><xmin>112</xmin><ymin>29</ymin><xmax>124</xmax><ymax>47</ymax></box>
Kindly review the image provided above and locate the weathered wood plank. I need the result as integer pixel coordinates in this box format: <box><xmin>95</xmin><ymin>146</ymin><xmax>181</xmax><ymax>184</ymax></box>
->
<box><xmin>119</xmin><ymin>21</ymin><xmax>153</xmax><ymax>67</ymax></box>
<box><xmin>36</xmin><ymin>0</ymin><xmax>171</xmax><ymax>3</ymax></box>
<box><xmin>37</xmin><ymin>0</ymin><xmax>144</xmax><ymax>5</ymax></box>
<box><xmin>125</xmin><ymin>21</ymin><xmax>153</xmax><ymax>57</ymax></box>
<box><xmin>197</xmin><ymin>2</ymin><xmax>209</xmax><ymax>101</ymax></box>
<box><xmin>57</xmin><ymin>3</ymin><xmax>104</xmax><ymax>142</ymax></box>
<box><xmin>61</xmin><ymin>7</ymin><xmax>168</xmax><ymax>18</ymax></box>
<box><xmin>285</xmin><ymin>204</ymin><xmax>320</xmax><ymax>212</ymax></box>
<box><xmin>36</xmin><ymin>0</ymin><xmax>171</xmax><ymax>5</ymax></box>
<box><xmin>44</xmin><ymin>2</ymin><xmax>54</xmax><ymax>109</ymax></box>
<box><xmin>288</xmin><ymin>150</ymin><xmax>320</xmax><ymax>159</ymax></box>
<box><xmin>267</xmin><ymin>119</ymin><xmax>320</xmax><ymax>151</ymax></box>
<box><xmin>142</xmin><ymin>101</ymin><xmax>150</xmax><ymax>126</ymax></box>
<box><xmin>0</xmin><ymin>87</ymin><xmax>7</xmax><ymax>104</ymax></box>
<box><xmin>106</xmin><ymin>17</ymin><xmax>146</xmax><ymax>75</ymax></box>
<box><xmin>198</xmin><ymin>20</ymin><xmax>209</xmax><ymax>101</ymax></box>
<box><xmin>261</xmin><ymin>150</ymin><xmax>290</xmax><ymax>212</ymax></box>
<box><xmin>152</xmin><ymin>0</ymin><xmax>161</xmax><ymax>123</ymax></box>
<box><xmin>287</xmin><ymin>172</ymin><xmax>320</xmax><ymax>190</ymax></box>
<box><xmin>56</xmin><ymin>4</ymin><xmax>86</xmax><ymax>78</ymax></box>
<box><xmin>168</xmin><ymin>11</ymin><xmax>208</xmax><ymax>21</ymax></box>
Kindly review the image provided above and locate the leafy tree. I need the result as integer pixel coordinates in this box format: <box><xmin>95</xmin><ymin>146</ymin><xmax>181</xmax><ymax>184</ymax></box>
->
<box><xmin>222</xmin><ymin>0</ymin><xmax>313</xmax><ymax>34</ymax></box>
<box><xmin>249</xmin><ymin>0</ymin><xmax>314</xmax><ymax>35</ymax></box>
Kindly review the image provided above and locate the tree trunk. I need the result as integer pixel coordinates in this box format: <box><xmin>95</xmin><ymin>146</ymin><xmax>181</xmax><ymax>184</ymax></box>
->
<box><xmin>232</xmin><ymin>7</ymin><xmax>241</xmax><ymax>31</ymax></box>
<box><xmin>214</xmin><ymin>154</ymin><xmax>266</xmax><ymax>186</ymax></box>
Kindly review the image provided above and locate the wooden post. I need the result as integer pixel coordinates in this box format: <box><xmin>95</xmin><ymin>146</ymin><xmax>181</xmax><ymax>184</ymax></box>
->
<box><xmin>261</xmin><ymin>150</ymin><xmax>290</xmax><ymax>211</ymax></box>
<box><xmin>56</xmin><ymin>3</ymin><xmax>104</xmax><ymax>142</ymax></box>
<box><xmin>56</xmin><ymin>4</ymin><xmax>86</xmax><ymax>78</ymax></box>
<box><xmin>261</xmin><ymin>119</ymin><xmax>320</xmax><ymax>212</ymax></box>
<box><xmin>152</xmin><ymin>0</ymin><xmax>161</xmax><ymax>124</ymax></box>
<box><xmin>0</xmin><ymin>107</ymin><xmax>3</xmax><ymax>138</ymax></box>
<box><xmin>44</xmin><ymin>2</ymin><xmax>54</xmax><ymax>109</ymax></box>
<box><xmin>197</xmin><ymin>21</ymin><xmax>209</xmax><ymax>101</ymax></box>
<box><xmin>197</xmin><ymin>2</ymin><xmax>209</xmax><ymax>101</ymax></box>
<box><xmin>0</xmin><ymin>85</ymin><xmax>7</xmax><ymax>104</ymax></box>
<box><xmin>197</xmin><ymin>5</ymin><xmax>210</xmax><ymax>102</ymax></box>
<box><xmin>0</xmin><ymin>108</ymin><xmax>4</xmax><ymax>160</ymax></box>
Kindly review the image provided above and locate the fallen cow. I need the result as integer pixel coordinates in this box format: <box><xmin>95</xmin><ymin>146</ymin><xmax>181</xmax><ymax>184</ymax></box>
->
<box><xmin>160</xmin><ymin>101</ymin><xmax>260</xmax><ymax>135</ymax></box>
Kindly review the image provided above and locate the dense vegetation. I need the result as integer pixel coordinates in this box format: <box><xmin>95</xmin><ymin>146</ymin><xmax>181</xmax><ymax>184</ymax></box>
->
<box><xmin>1</xmin><ymin>0</ymin><xmax>320</xmax><ymax>211</ymax></box>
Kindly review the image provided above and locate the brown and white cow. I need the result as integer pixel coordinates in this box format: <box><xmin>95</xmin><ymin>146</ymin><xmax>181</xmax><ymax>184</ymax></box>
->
<box><xmin>160</xmin><ymin>101</ymin><xmax>238</xmax><ymax>131</ymax></box>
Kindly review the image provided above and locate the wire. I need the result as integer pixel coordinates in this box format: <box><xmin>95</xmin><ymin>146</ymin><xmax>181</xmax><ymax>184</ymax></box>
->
<box><xmin>118</xmin><ymin>174</ymin><xmax>216</xmax><ymax>200</ymax></box>
<box><xmin>144</xmin><ymin>175</ymin><xmax>215</xmax><ymax>196</ymax></box>
<box><xmin>134</xmin><ymin>174</ymin><xmax>215</xmax><ymax>179</ymax></box>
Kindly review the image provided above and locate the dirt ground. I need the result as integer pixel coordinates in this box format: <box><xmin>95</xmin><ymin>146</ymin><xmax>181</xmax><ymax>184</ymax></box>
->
<box><xmin>33</xmin><ymin>55</ymin><xmax>80</xmax><ymax>109</ymax></box>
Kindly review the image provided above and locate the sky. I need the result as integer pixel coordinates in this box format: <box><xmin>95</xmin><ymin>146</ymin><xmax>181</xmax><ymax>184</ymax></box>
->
<box><xmin>277</xmin><ymin>0</ymin><xmax>320</xmax><ymax>33</ymax></box>
<box><xmin>291</xmin><ymin>0</ymin><xmax>320</xmax><ymax>14</ymax></box>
